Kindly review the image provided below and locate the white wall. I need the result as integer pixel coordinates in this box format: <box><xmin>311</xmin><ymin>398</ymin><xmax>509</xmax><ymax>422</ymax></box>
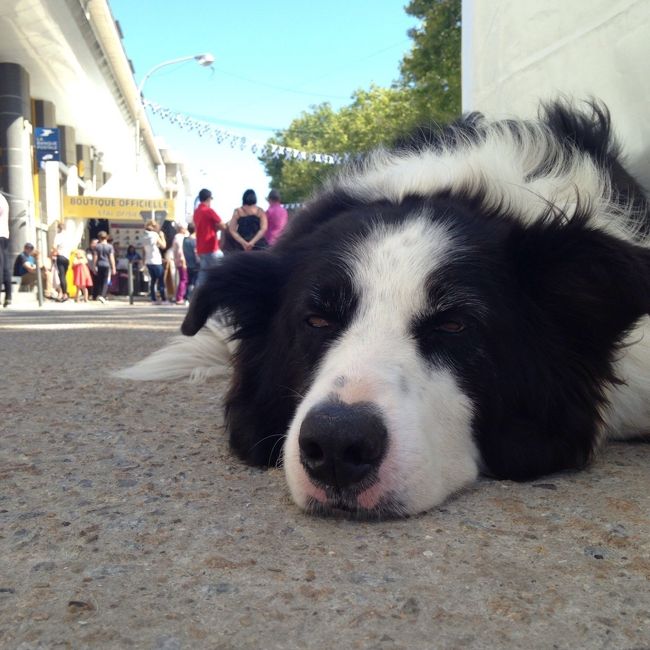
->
<box><xmin>462</xmin><ymin>0</ymin><xmax>650</xmax><ymax>187</ymax></box>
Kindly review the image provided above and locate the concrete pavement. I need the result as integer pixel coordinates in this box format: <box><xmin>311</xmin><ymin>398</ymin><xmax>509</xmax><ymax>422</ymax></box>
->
<box><xmin>1</xmin><ymin>304</ymin><xmax>649</xmax><ymax>649</ymax></box>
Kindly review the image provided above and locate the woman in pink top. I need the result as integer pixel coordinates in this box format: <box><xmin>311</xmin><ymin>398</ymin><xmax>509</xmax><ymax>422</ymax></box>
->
<box><xmin>265</xmin><ymin>189</ymin><xmax>288</xmax><ymax>245</ymax></box>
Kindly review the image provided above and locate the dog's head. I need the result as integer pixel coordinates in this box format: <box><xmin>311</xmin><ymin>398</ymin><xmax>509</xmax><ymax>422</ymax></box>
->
<box><xmin>181</xmin><ymin>103</ymin><xmax>650</xmax><ymax>517</ymax></box>
<box><xmin>181</xmin><ymin>188</ymin><xmax>650</xmax><ymax>518</ymax></box>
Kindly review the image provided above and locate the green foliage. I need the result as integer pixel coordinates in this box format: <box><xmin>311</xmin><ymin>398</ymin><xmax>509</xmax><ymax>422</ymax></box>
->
<box><xmin>262</xmin><ymin>87</ymin><xmax>419</xmax><ymax>203</ymax></box>
<box><xmin>400</xmin><ymin>0</ymin><xmax>462</xmax><ymax>123</ymax></box>
<box><xmin>260</xmin><ymin>0</ymin><xmax>461</xmax><ymax>202</ymax></box>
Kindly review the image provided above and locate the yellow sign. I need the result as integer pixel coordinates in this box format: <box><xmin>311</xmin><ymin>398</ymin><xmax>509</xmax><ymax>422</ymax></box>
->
<box><xmin>63</xmin><ymin>195</ymin><xmax>175</xmax><ymax>222</ymax></box>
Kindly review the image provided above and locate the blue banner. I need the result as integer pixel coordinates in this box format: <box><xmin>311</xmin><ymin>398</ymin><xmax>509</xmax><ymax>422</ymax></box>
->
<box><xmin>34</xmin><ymin>127</ymin><xmax>60</xmax><ymax>167</ymax></box>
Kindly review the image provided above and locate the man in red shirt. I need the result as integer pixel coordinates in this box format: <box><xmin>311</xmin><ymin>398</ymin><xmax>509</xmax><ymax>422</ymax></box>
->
<box><xmin>193</xmin><ymin>188</ymin><xmax>226</xmax><ymax>286</ymax></box>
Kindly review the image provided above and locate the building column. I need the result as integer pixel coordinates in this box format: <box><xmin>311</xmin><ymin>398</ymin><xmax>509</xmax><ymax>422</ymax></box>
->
<box><xmin>0</xmin><ymin>62</ymin><xmax>34</xmax><ymax>258</ymax></box>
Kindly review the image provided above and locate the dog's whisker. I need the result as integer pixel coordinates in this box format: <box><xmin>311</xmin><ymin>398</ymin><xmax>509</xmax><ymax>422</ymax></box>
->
<box><xmin>268</xmin><ymin>434</ymin><xmax>287</xmax><ymax>468</ymax></box>
<box><xmin>274</xmin><ymin>444</ymin><xmax>287</xmax><ymax>470</ymax></box>
<box><xmin>280</xmin><ymin>385</ymin><xmax>307</xmax><ymax>400</ymax></box>
<box><xmin>246</xmin><ymin>433</ymin><xmax>285</xmax><ymax>456</ymax></box>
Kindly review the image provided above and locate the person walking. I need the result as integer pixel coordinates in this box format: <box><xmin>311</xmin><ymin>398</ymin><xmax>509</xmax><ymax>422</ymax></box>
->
<box><xmin>193</xmin><ymin>188</ymin><xmax>226</xmax><ymax>286</ymax></box>
<box><xmin>172</xmin><ymin>224</ymin><xmax>188</xmax><ymax>304</ymax></box>
<box><xmin>86</xmin><ymin>239</ymin><xmax>99</xmax><ymax>300</ymax></box>
<box><xmin>142</xmin><ymin>219</ymin><xmax>167</xmax><ymax>304</ymax></box>
<box><xmin>53</xmin><ymin>221</ymin><xmax>70</xmax><ymax>302</ymax></box>
<box><xmin>93</xmin><ymin>231</ymin><xmax>116</xmax><ymax>303</ymax></box>
<box><xmin>50</xmin><ymin>246</ymin><xmax>63</xmax><ymax>301</ymax></box>
<box><xmin>72</xmin><ymin>245</ymin><xmax>93</xmax><ymax>302</ymax></box>
<box><xmin>0</xmin><ymin>191</ymin><xmax>11</xmax><ymax>307</ymax></box>
<box><xmin>265</xmin><ymin>189</ymin><xmax>288</xmax><ymax>245</ymax></box>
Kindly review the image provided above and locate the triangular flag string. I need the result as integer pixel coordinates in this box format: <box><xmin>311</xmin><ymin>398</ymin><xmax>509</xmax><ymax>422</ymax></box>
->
<box><xmin>144</xmin><ymin>100</ymin><xmax>349</xmax><ymax>164</ymax></box>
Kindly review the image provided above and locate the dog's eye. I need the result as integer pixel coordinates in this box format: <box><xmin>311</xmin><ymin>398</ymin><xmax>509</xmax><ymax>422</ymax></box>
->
<box><xmin>434</xmin><ymin>320</ymin><xmax>465</xmax><ymax>334</ymax></box>
<box><xmin>306</xmin><ymin>315</ymin><xmax>331</xmax><ymax>329</ymax></box>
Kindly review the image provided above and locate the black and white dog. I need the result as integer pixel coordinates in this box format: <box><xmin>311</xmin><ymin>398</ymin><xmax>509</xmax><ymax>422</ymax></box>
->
<box><xmin>120</xmin><ymin>101</ymin><xmax>650</xmax><ymax>518</ymax></box>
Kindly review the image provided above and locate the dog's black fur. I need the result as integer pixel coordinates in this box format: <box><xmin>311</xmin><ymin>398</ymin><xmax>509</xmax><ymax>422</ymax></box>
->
<box><xmin>180</xmin><ymin>101</ymin><xmax>649</xmax><ymax>495</ymax></box>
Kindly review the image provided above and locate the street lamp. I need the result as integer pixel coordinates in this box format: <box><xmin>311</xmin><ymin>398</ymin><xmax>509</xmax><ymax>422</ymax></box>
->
<box><xmin>135</xmin><ymin>52</ymin><xmax>215</xmax><ymax>170</ymax></box>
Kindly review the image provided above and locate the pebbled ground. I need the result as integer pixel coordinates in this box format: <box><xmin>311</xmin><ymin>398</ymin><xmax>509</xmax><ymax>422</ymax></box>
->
<box><xmin>1</xmin><ymin>302</ymin><xmax>648</xmax><ymax>649</ymax></box>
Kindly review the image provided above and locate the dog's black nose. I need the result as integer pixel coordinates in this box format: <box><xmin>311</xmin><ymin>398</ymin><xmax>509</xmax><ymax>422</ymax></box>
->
<box><xmin>298</xmin><ymin>402</ymin><xmax>388</xmax><ymax>489</ymax></box>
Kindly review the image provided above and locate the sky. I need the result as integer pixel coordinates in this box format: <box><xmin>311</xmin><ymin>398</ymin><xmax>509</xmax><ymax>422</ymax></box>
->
<box><xmin>109</xmin><ymin>0</ymin><xmax>417</xmax><ymax>217</ymax></box>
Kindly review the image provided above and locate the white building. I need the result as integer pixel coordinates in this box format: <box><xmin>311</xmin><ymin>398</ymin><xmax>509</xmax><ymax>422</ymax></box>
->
<box><xmin>462</xmin><ymin>0</ymin><xmax>650</xmax><ymax>187</ymax></box>
<box><xmin>0</xmin><ymin>0</ymin><xmax>190</xmax><ymax>259</ymax></box>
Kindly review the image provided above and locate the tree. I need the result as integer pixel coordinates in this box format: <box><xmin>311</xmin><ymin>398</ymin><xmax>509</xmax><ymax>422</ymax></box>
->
<box><xmin>260</xmin><ymin>0</ymin><xmax>461</xmax><ymax>201</ymax></box>
<box><xmin>399</xmin><ymin>0</ymin><xmax>461</xmax><ymax>123</ymax></box>
<box><xmin>261</xmin><ymin>87</ymin><xmax>418</xmax><ymax>203</ymax></box>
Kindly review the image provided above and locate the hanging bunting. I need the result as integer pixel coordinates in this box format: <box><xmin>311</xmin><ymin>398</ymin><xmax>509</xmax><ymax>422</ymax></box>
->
<box><xmin>144</xmin><ymin>100</ymin><xmax>347</xmax><ymax>164</ymax></box>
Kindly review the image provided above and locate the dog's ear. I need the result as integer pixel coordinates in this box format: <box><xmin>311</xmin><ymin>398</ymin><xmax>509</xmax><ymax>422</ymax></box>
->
<box><xmin>181</xmin><ymin>252</ymin><xmax>285</xmax><ymax>336</ymax></box>
<box><xmin>482</xmin><ymin>218</ymin><xmax>650</xmax><ymax>481</ymax></box>
<box><xmin>511</xmin><ymin>216</ymin><xmax>650</xmax><ymax>351</ymax></box>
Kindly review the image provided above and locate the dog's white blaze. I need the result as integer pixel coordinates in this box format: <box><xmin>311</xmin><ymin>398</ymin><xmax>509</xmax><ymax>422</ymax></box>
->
<box><xmin>284</xmin><ymin>217</ymin><xmax>480</xmax><ymax>514</ymax></box>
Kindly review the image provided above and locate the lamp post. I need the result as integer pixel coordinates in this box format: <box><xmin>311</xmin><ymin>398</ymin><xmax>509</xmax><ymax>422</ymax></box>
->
<box><xmin>135</xmin><ymin>52</ymin><xmax>214</xmax><ymax>171</ymax></box>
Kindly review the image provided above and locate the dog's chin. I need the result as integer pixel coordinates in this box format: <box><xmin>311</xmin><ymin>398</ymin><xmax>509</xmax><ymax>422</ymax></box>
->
<box><xmin>303</xmin><ymin>488</ymin><xmax>407</xmax><ymax>521</ymax></box>
<box><xmin>286</xmin><ymin>458</ymin><xmax>410</xmax><ymax>519</ymax></box>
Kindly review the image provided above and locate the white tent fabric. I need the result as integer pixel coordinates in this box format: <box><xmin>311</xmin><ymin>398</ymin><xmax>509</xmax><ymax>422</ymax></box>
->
<box><xmin>93</xmin><ymin>170</ymin><xmax>165</xmax><ymax>199</ymax></box>
<box><xmin>462</xmin><ymin>0</ymin><xmax>650</xmax><ymax>187</ymax></box>
<box><xmin>87</xmin><ymin>170</ymin><xmax>170</xmax><ymax>224</ymax></box>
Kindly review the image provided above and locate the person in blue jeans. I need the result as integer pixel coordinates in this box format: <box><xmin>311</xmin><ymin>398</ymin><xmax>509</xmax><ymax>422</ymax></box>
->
<box><xmin>183</xmin><ymin>223</ymin><xmax>200</xmax><ymax>302</ymax></box>
<box><xmin>92</xmin><ymin>231</ymin><xmax>116</xmax><ymax>303</ymax></box>
<box><xmin>143</xmin><ymin>220</ymin><xmax>167</xmax><ymax>303</ymax></box>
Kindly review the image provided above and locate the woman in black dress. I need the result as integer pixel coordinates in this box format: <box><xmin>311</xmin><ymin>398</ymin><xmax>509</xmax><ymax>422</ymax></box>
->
<box><xmin>223</xmin><ymin>189</ymin><xmax>269</xmax><ymax>253</ymax></box>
